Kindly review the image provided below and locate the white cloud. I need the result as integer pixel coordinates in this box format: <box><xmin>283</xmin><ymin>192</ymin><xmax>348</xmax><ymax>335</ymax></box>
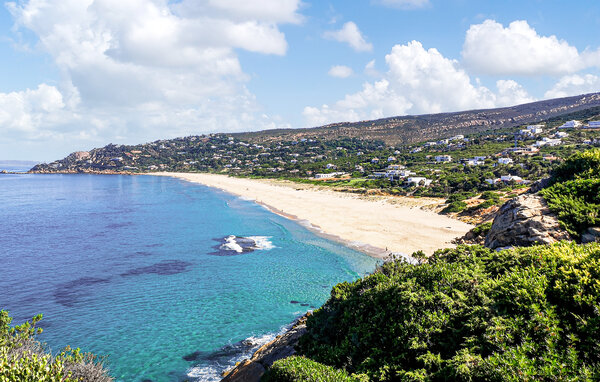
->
<box><xmin>364</xmin><ymin>59</ymin><xmax>379</xmax><ymax>77</ymax></box>
<box><xmin>2</xmin><ymin>0</ymin><xmax>301</xmax><ymax>158</ymax></box>
<box><xmin>462</xmin><ymin>19</ymin><xmax>600</xmax><ymax>75</ymax></box>
<box><xmin>544</xmin><ymin>74</ymin><xmax>600</xmax><ymax>98</ymax></box>
<box><xmin>323</xmin><ymin>21</ymin><xmax>373</xmax><ymax>52</ymax></box>
<box><xmin>372</xmin><ymin>0</ymin><xmax>430</xmax><ymax>9</ymax></box>
<box><xmin>328</xmin><ymin>65</ymin><xmax>353</xmax><ymax>78</ymax></box>
<box><xmin>304</xmin><ymin>41</ymin><xmax>534</xmax><ymax>126</ymax></box>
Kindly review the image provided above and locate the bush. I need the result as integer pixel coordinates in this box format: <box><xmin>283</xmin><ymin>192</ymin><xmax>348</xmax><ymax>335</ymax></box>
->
<box><xmin>262</xmin><ymin>356</ymin><xmax>367</xmax><ymax>382</ymax></box>
<box><xmin>297</xmin><ymin>243</ymin><xmax>600</xmax><ymax>381</ymax></box>
<box><xmin>551</xmin><ymin>148</ymin><xmax>600</xmax><ymax>183</ymax></box>
<box><xmin>471</xmin><ymin>222</ymin><xmax>493</xmax><ymax>237</ymax></box>
<box><xmin>0</xmin><ymin>310</ymin><xmax>113</xmax><ymax>382</ymax></box>
<box><xmin>442</xmin><ymin>201</ymin><xmax>467</xmax><ymax>214</ymax></box>
<box><xmin>540</xmin><ymin>178</ymin><xmax>600</xmax><ymax>239</ymax></box>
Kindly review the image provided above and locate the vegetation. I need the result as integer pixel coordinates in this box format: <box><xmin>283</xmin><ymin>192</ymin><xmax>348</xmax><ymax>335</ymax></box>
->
<box><xmin>262</xmin><ymin>243</ymin><xmax>600</xmax><ymax>381</ymax></box>
<box><xmin>0</xmin><ymin>311</ymin><xmax>112</xmax><ymax>382</ymax></box>
<box><xmin>262</xmin><ymin>356</ymin><xmax>367</xmax><ymax>382</ymax></box>
<box><xmin>540</xmin><ymin>149</ymin><xmax>600</xmax><ymax>239</ymax></box>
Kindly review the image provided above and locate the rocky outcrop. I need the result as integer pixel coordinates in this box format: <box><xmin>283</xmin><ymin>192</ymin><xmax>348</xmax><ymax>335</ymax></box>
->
<box><xmin>485</xmin><ymin>194</ymin><xmax>571</xmax><ymax>249</ymax></box>
<box><xmin>582</xmin><ymin>227</ymin><xmax>600</xmax><ymax>243</ymax></box>
<box><xmin>221</xmin><ymin>314</ymin><xmax>310</xmax><ymax>382</ymax></box>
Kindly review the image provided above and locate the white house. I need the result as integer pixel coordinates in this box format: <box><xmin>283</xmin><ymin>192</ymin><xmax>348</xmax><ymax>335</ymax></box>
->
<box><xmin>387</xmin><ymin>164</ymin><xmax>405</xmax><ymax>170</ymax></box>
<box><xmin>554</xmin><ymin>131</ymin><xmax>568</xmax><ymax>138</ymax></box>
<box><xmin>474</xmin><ymin>156</ymin><xmax>487</xmax><ymax>161</ymax></box>
<box><xmin>450</xmin><ymin>135</ymin><xmax>464</xmax><ymax>141</ymax></box>
<box><xmin>535</xmin><ymin>138</ymin><xmax>562</xmax><ymax>147</ymax></box>
<box><xmin>325</xmin><ymin>163</ymin><xmax>337</xmax><ymax>169</ymax></box>
<box><xmin>559</xmin><ymin>120</ymin><xmax>581</xmax><ymax>129</ymax></box>
<box><xmin>527</xmin><ymin>125</ymin><xmax>544</xmax><ymax>134</ymax></box>
<box><xmin>435</xmin><ymin>155</ymin><xmax>452</xmax><ymax>163</ymax></box>
<box><xmin>387</xmin><ymin>156</ymin><xmax>397</xmax><ymax>162</ymax></box>
<box><xmin>410</xmin><ymin>147</ymin><xmax>423</xmax><ymax>153</ymax></box>
<box><xmin>498</xmin><ymin>157</ymin><xmax>513</xmax><ymax>165</ymax></box>
<box><xmin>406</xmin><ymin>177</ymin><xmax>432</xmax><ymax>186</ymax></box>
<box><xmin>464</xmin><ymin>159</ymin><xmax>485</xmax><ymax>166</ymax></box>
<box><xmin>500</xmin><ymin>175</ymin><xmax>523</xmax><ymax>183</ymax></box>
<box><xmin>371</xmin><ymin>157</ymin><xmax>380</xmax><ymax>164</ymax></box>
<box><xmin>315</xmin><ymin>172</ymin><xmax>347</xmax><ymax>179</ymax></box>
<box><xmin>587</xmin><ymin>121</ymin><xmax>600</xmax><ymax>128</ymax></box>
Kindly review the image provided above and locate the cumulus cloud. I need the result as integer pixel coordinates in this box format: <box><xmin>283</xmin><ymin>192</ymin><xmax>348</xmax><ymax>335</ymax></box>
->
<box><xmin>1</xmin><ymin>0</ymin><xmax>301</xmax><ymax>157</ymax></box>
<box><xmin>323</xmin><ymin>22</ymin><xmax>373</xmax><ymax>52</ymax></box>
<box><xmin>328</xmin><ymin>65</ymin><xmax>354</xmax><ymax>78</ymax></box>
<box><xmin>462</xmin><ymin>19</ymin><xmax>600</xmax><ymax>75</ymax></box>
<box><xmin>544</xmin><ymin>74</ymin><xmax>600</xmax><ymax>98</ymax></box>
<box><xmin>304</xmin><ymin>41</ymin><xmax>534</xmax><ymax>126</ymax></box>
<box><xmin>372</xmin><ymin>0</ymin><xmax>430</xmax><ymax>9</ymax></box>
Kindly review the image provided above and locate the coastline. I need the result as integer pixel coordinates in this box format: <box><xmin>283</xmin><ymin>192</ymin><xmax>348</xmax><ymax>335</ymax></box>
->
<box><xmin>155</xmin><ymin>172</ymin><xmax>473</xmax><ymax>258</ymax></box>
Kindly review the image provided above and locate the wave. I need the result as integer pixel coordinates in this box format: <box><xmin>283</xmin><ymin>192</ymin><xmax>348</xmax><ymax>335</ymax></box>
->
<box><xmin>216</xmin><ymin>235</ymin><xmax>275</xmax><ymax>255</ymax></box>
<box><xmin>185</xmin><ymin>324</ymin><xmax>292</xmax><ymax>381</ymax></box>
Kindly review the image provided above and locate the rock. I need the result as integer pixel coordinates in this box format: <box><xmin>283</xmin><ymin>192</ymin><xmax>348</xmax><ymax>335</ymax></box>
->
<box><xmin>485</xmin><ymin>194</ymin><xmax>571</xmax><ymax>249</ymax></box>
<box><xmin>528</xmin><ymin>177</ymin><xmax>552</xmax><ymax>193</ymax></box>
<box><xmin>582</xmin><ymin>227</ymin><xmax>600</xmax><ymax>243</ymax></box>
<box><xmin>221</xmin><ymin>314</ymin><xmax>310</xmax><ymax>382</ymax></box>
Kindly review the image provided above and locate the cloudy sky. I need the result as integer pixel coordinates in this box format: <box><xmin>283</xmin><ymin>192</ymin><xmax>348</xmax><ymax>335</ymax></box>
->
<box><xmin>1</xmin><ymin>0</ymin><xmax>600</xmax><ymax>161</ymax></box>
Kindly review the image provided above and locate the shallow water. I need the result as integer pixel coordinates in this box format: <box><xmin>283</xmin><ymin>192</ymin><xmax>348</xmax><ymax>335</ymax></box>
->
<box><xmin>0</xmin><ymin>174</ymin><xmax>378</xmax><ymax>381</ymax></box>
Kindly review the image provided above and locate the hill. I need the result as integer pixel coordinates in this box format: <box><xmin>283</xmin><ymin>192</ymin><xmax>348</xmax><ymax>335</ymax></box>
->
<box><xmin>233</xmin><ymin>92</ymin><xmax>600</xmax><ymax>144</ymax></box>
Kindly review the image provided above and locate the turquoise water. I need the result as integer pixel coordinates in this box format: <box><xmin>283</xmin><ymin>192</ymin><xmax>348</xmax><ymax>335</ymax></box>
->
<box><xmin>0</xmin><ymin>174</ymin><xmax>378</xmax><ymax>381</ymax></box>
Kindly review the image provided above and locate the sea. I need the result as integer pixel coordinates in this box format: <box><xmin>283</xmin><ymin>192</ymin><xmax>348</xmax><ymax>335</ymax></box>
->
<box><xmin>0</xmin><ymin>168</ymin><xmax>379</xmax><ymax>381</ymax></box>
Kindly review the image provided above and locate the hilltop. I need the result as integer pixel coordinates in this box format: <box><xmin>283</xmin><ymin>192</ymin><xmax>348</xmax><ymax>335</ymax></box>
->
<box><xmin>233</xmin><ymin>92</ymin><xmax>600</xmax><ymax>144</ymax></box>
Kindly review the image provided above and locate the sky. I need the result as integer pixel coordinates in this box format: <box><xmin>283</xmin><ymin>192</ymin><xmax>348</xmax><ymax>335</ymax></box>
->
<box><xmin>1</xmin><ymin>0</ymin><xmax>600</xmax><ymax>161</ymax></box>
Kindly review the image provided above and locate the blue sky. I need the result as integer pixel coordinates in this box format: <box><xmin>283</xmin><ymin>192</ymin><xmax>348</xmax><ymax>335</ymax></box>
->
<box><xmin>1</xmin><ymin>0</ymin><xmax>600</xmax><ymax>161</ymax></box>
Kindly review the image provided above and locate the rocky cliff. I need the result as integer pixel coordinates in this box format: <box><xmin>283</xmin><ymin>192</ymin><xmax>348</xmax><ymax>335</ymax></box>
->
<box><xmin>484</xmin><ymin>194</ymin><xmax>571</xmax><ymax>249</ymax></box>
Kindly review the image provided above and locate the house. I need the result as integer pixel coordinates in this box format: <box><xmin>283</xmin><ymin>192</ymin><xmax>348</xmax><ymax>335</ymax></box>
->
<box><xmin>386</xmin><ymin>164</ymin><xmax>405</xmax><ymax>171</ymax></box>
<box><xmin>464</xmin><ymin>159</ymin><xmax>485</xmax><ymax>166</ymax></box>
<box><xmin>387</xmin><ymin>156</ymin><xmax>396</xmax><ymax>162</ymax></box>
<box><xmin>406</xmin><ymin>177</ymin><xmax>432</xmax><ymax>186</ymax></box>
<box><xmin>554</xmin><ymin>131</ymin><xmax>568</xmax><ymax>138</ymax></box>
<box><xmin>450</xmin><ymin>135</ymin><xmax>464</xmax><ymax>141</ymax></box>
<box><xmin>485</xmin><ymin>178</ymin><xmax>500</xmax><ymax>185</ymax></box>
<box><xmin>410</xmin><ymin>147</ymin><xmax>422</xmax><ymax>153</ymax></box>
<box><xmin>371</xmin><ymin>157</ymin><xmax>380</xmax><ymax>164</ymax></box>
<box><xmin>558</xmin><ymin>120</ymin><xmax>581</xmax><ymax>129</ymax></box>
<box><xmin>500</xmin><ymin>175</ymin><xmax>523</xmax><ymax>183</ymax></box>
<box><xmin>435</xmin><ymin>155</ymin><xmax>452</xmax><ymax>163</ymax></box>
<box><xmin>474</xmin><ymin>156</ymin><xmax>487</xmax><ymax>161</ymax></box>
<box><xmin>314</xmin><ymin>172</ymin><xmax>348</xmax><ymax>179</ymax></box>
<box><xmin>534</xmin><ymin>138</ymin><xmax>562</xmax><ymax>147</ymax></box>
<box><xmin>526</xmin><ymin>125</ymin><xmax>544</xmax><ymax>134</ymax></box>
<box><xmin>498</xmin><ymin>157</ymin><xmax>513</xmax><ymax>165</ymax></box>
<box><xmin>586</xmin><ymin>121</ymin><xmax>600</xmax><ymax>129</ymax></box>
<box><xmin>325</xmin><ymin>163</ymin><xmax>337</xmax><ymax>169</ymax></box>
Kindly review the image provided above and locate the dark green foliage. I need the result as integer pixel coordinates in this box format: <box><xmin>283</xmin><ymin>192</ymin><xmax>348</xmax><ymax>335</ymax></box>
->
<box><xmin>442</xmin><ymin>201</ymin><xmax>467</xmax><ymax>214</ymax></box>
<box><xmin>471</xmin><ymin>222</ymin><xmax>493</xmax><ymax>237</ymax></box>
<box><xmin>262</xmin><ymin>356</ymin><xmax>367</xmax><ymax>382</ymax></box>
<box><xmin>0</xmin><ymin>310</ymin><xmax>113</xmax><ymax>382</ymax></box>
<box><xmin>550</xmin><ymin>148</ymin><xmax>600</xmax><ymax>183</ymax></box>
<box><xmin>540</xmin><ymin>148</ymin><xmax>600</xmax><ymax>239</ymax></box>
<box><xmin>297</xmin><ymin>243</ymin><xmax>600</xmax><ymax>381</ymax></box>
<box><xmin>540</xmin><ymin>179</ymin><xmax>600</xmax><ymax>238</ymax></box>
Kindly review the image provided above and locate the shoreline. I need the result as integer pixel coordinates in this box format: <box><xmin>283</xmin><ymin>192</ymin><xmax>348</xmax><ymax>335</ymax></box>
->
<box><xmin>155</xmin><ymin>172</ymin><xmax>473</xmax><ymax>258</ymax></box>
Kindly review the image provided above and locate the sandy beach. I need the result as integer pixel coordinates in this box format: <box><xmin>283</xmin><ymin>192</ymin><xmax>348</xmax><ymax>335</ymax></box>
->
<box><xmin>156</xmin><ymin>172</ymin><xmax>473</xmax><ymax>258</ymax></box>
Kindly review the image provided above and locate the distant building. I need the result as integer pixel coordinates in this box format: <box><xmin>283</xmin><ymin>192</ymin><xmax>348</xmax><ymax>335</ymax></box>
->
<box><xmin>498</xmin><ymin>157</ymin><xmax>513</xmax><ymax>165</ymax></box>
<box><xmin>554</xmin><ymin>131</ymin><xmax>568</xmax><ymax>138</ymax></box>
<box><xmin>406</xmin><ymin>177</ymin><xmax>432</xmax><ymax>186</ymax></box>
<box><xmin>371</xmin><ymin>157</ymin><xmax>380</xmax><ymax>164</ymax></box>
<box><xmin>435</xmin><ymin>155</ymin><xmax>452</xmax><ymax>163</ymax></box>
<box><xmin>558</xmin><ymin>120</ymin><xmax>581</xmax><ymax>129</ymax></box>
<box><xmin>587</xmin><ymin>121</ymin><xmax>600</xmax><ymax>129</ymax></box>
<box><xmin>314</xmin><ymin>172</ymin><xmax>348</xmax><ymax>179</ymax></box>
<box><xmin>387</xmin><ymin>156</ymin><xmax>396</xmax><ymax>162</ymax></box>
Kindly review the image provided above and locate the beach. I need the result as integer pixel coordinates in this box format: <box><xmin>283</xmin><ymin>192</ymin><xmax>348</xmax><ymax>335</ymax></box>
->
<box><xmin>156</xmin><ymin>172</ymin><xmax>473</xmax><ymax>258</ymax></box>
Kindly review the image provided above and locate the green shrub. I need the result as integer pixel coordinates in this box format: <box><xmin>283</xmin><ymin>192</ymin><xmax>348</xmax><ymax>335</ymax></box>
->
<box><xmin>551</xmin><ymin>148</ymin><xmax>600</xmax><ymax>183</ymax></box>
<box><xmin>0</xmin><ymin>310</ymin><xmax>113</xmax><ymax>382</ymax></box>
<box><xmin>297</xmin><ymin>243</ymin><xmax>600</xmax><ymax>381</ymax></box>
<box><xmin>262</xmin><ymin>356</ymin><xmax>366</xmax><ymax>382</ymax></box>
<box><xmin>480</xmin><ymin>191</ymin><xmax>501</xmax><ymax>200</ymax></box>
<box><xmin>471</xmin><ymin>222</ymin><xmax>493</xmax><ymax>237</ymax></box>
<box><xmin>540</xmin><ymin>178</ymin><xmax>600</xmax><ymax>239</ymax></box>
<box><xmin>442</xmin><ymin>201</ymin><xmax>467</xmax><ymax>214</ymax></box>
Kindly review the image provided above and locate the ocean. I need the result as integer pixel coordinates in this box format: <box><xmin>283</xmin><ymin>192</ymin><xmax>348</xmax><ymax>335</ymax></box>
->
<box><xmin>0</xmin><ymin>173</ymin><xmax>378</xmax><ymax>381</ymax></box>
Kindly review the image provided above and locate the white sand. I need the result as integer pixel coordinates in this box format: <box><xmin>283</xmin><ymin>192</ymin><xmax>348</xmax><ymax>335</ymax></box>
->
<box><xmin>155</xmin><ymin>172</ymin><xmax>473</xmax><ymax>258</ymax></box>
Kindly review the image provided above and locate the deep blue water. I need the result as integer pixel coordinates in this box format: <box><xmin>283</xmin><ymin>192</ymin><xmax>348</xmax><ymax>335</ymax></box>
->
<box><xmin>0</xmin><ymin>174</ymin><xmax>378</xmax><ymax>381</ymax></box>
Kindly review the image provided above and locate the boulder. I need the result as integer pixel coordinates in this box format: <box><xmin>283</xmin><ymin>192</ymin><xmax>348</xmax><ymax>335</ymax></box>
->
<box><xmin>485</xmin><ymin>194</ymin><xmax>571</xmax><ymax>249</ymax></box>
<box><xmin>582</xmin><ymin>227</ymin><xmax>600</xmax><ymax>243</ymax></box>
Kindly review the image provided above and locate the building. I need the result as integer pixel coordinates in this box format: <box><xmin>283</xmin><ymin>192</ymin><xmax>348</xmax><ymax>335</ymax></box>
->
<box><xmin>387</xmin><ymin>164</ymin><xmax>405</xmax><ymax>171</ymax></box>
<box><xmin>435</xmin><ymin>155</ymin><xmax>452</xmax><ymax>163</ymax></box>
<box><xmin>586</xmin><ymin>121</ymin><xmax>600</xmax><ymax>129</ymax></box>
<box><xmin>534</xmin><ymin>138</ymin><xmax>562</xmax><ymax>147</ymax></box>
<box><xmin>387</xmin><ymin>156</ymin><xmax>396</xmax><ymax>162</ymax></box>
<box><xmin>554</xmin><ymin>131</ymin><xmax>568</xmax><ymax>138</ymax></box>
<box><xmin>314</xmin><ymin>172</ymin><xmax>348</xmax><ymax>179</ymax></box>
<box><xmin>498</xmin><ymin>157</ymin><xmax>513</xmax><ymax>165</ymax></box>
<box><xmin>500</xmin><ymin>175</ymin><xmax>523</xmax><ymax>183</ymax></box>
<box><xmin>464</xmin><ymin>159</ymin><xmax>485</xmax><ymax>166</ymax></box>
<box><xmin>371</xmin><ymin>157</ymin><xmax>379</xmax><ymax>164</ymax></box>
<box><xmin>558</xmin><ymin>120</ymin><xmax>581</xmax><ymax>129</ymax></box>
<box><xmin>406</xmin><ymin>177</ymin><xmax>432</xmax><ymax>186</ymax></box>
